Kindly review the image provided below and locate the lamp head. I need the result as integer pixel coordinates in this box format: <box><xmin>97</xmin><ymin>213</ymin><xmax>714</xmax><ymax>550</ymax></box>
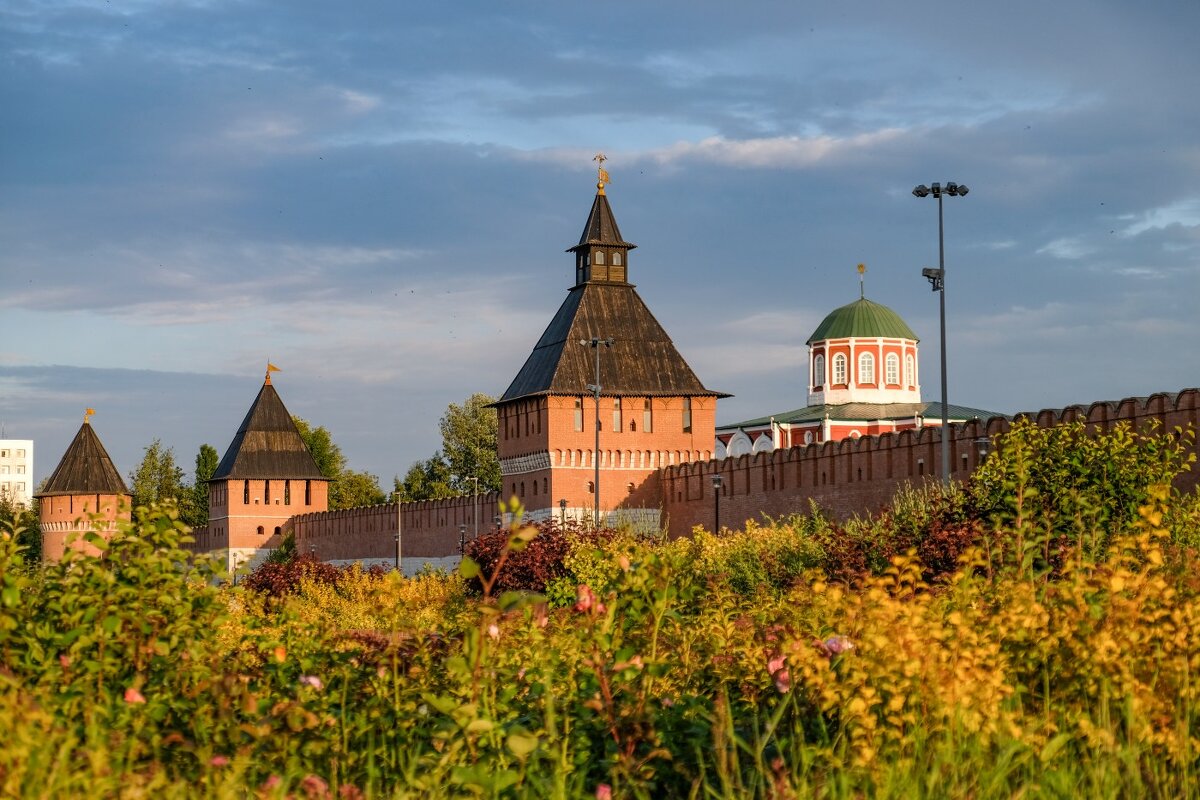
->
<box><xmin>711</xmin><ymin>474</ymin><xmax>723</xmax><ymax>488</ymax></box>
<box><xmin>912</xmin><ymin>184</ymin><xmax>930</xmax><ymax>198</ymax></box>
<box><xmin>930</xmin><ymin>182</ymin><xmax>943</xmax><ymax>198</ymax></box>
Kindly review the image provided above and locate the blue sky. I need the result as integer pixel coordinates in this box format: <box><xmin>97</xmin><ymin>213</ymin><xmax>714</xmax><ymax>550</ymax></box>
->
<box><xmin>2</xmin><ymin>0</ymin><xmax>1198</xmax><ymax>486</ymax></box>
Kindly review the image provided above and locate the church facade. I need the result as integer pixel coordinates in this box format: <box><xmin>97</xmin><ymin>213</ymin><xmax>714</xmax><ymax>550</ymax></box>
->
<box><xmin>717</xmin><ymin>289</ymin><xmax>1002</xmax><ymax>459</ymax></box>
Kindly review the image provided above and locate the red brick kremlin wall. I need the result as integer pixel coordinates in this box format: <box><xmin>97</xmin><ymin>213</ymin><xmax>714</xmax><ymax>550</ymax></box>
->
<box><xmin>661</xmin><ymin>389</ymin><xmax>1199</xmax><ymax>538</ymax></box>
<box><xmin>196</xmin><ymin>389</ymin><xmax>1196</xmax><ymax>563</ymax></box>
<box><xmin>289</xmin><ymin>492</ymin><xmax>501</xmax><ymax>564</ymax></box>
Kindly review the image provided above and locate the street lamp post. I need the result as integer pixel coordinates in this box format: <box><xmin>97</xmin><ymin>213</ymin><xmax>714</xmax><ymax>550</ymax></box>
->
<box><xmin>469</xmin><ymin>476</ymin><xmax>479</xmax><ymax>540</ymax></box>
<box><xmin>913</xmin><ymin>180</ymin><xmax>969</xmax><ymax>484</ymax></box>
<box><xmin>711</xmin><ymin>473</ymin><xmax>723</xmax><ymax>533</ymax></box>
<box><xmin>494</xmin><ymin>514</ymin><xmax>502</xmax><ymax>533</ymax></box>
<box><xmin>393</xmin><ymin>533</ymin><xmax>400</xmax><ymax>572</ymax></box>
<box><xmin>559</xmin><ymin>498</ymin><xmax>567</xmax><ymax>525</ymax></box>
<box><xmin>581</xmin><ymin>337</ymin><xmax>614</xmax><ymax>526</ymax></box>
<box><xmin>459</xmin><ymin>524</ymin><xmax>467</xmax><ymax>555</ymax></box>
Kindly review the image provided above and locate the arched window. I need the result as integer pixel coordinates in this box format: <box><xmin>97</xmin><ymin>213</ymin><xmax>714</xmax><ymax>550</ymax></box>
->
<box><xmin>682</xmin><ymin>398</ymin><xmax>693</xmax><ymax>433</ymax></box>
<box><xmin>813</xmin><ymin>354</ymin><xmax>825</xmax><ymax>388</ymax></box>
<box><xmin>858</xmin><ymin>352</ymin><xmax>875</xmax><ymax>385</ymax></box>
<box><xmin>905</xmin><ymin>354</ymin><xmax>916</xmax><ymax>388</ymax></box>
<box><xmin>256</xmin><ymin>525</ymin><xmax>265</xmax><ymax>536</ymax></box>
<box><xmin>594</xmin><ymin>250</ymin><xmax>605</xmax><ymax>265</ymax></box>
<box><xmin>643</xmin><ymin>399</ymin><xmax>652</xmax><ymax>432</ymax></box>
<box><xmin>886</xmin><ymin>353</ymin><xmax>900</xmax><ymax>385</ymax></box>
<box><xmin>612</xmin><ymin>252</ymin><xmax>622</xmax><ymax>266</ymax></box>
<box><xmin>833</xmin><ymin>354</ymin><xmax>847</xmax><ymax>385</ymax></box>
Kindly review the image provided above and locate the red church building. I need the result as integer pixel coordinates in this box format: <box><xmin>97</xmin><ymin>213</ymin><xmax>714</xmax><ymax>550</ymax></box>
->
<box><xmin>717</xmin><ymin>288</ymin><xmax>1002</xmax><ymax>457</ymax></box>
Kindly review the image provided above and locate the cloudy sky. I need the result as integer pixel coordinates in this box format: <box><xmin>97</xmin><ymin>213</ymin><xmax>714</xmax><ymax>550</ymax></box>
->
<box><xmin>2</xmin><ymin>0</ymin><xmax>1198</xmax><ymax>486</ymax></box>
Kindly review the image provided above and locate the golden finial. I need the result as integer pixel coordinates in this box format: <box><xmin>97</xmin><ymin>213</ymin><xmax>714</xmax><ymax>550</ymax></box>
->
<box><xmin>84</xmin><ymin>408</ymin><xmax>96</xmax><ymax>424</ymax></box>
<box><xmin>593</xmin><ymin>152</ymin><xmax>610</xmax><ymax>195</ymax></box>
<box><xmin>857</xmin><ymin>263</ymin><xmax>866</xmax><ymax>299</ymax></box>
<box><xmin>265</xmin><ymin>361</ymin><xmax>280</xmax><ymax>385</ymax></box>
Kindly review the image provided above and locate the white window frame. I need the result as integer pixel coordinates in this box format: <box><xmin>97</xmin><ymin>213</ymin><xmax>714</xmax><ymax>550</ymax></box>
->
<box><xmin>832</xmin><ymin>354</ymin><xmax>847</xmax><ymax>385</ymax></box>
<box><xmin>885</xmin><ymin>353</ymin><xmax>899</xmax><ymax>385</ymax></box>
<box><xmin>858</xmin><ymin>352</ymin><xmax>875</xmax><ymax>385</ymax></box>
<box><xmin>813</xmin><ymin>354</ymin><xmax>825</xmax><ymax>388</ymax></box>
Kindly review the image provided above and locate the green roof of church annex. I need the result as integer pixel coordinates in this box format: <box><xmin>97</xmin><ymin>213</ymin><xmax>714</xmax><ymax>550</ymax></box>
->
<box><xmin>807</xmin><ymin>298</ymin><xmax>918</xmax><ymax>344</ymax></box>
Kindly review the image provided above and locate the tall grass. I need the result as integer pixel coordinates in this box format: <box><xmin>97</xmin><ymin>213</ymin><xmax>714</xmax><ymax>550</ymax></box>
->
<box><xmin>1</xmin><ymin>420</ymin><xmax>1198</xmax><ymax>797</ymax></box>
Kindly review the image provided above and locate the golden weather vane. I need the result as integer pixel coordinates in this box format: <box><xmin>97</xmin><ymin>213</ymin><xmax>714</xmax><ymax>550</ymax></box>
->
<box><xmin>594</xmin><ymin>152</ymin><xmax>610</xmax><ymax>195</ymax></box>
<box><xmin>84</xmin><ymin>408</ymin><xmax>96</xmax><ymax>424</ymax></box>
<box><xmin>857</xmin><ymin>263</ymin><xmax>867</xmax><ymax>299</ymax></box>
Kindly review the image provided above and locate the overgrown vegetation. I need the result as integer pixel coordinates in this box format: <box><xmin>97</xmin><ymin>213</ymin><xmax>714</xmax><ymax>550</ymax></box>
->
<box><xmin>1</xmin><ymin>420</ymin><xmax>1198</xmax><ymax>797</ymax></box>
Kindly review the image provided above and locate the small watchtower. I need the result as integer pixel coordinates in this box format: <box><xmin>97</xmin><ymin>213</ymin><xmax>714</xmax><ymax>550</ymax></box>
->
<box><xmin>36</xmin><ymin>409</ymin><xmax>132</xmax><ymax>562</ymax></box>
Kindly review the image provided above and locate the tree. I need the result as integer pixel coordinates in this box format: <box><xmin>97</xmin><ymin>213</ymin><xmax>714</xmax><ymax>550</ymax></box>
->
<box><xmin>0</xmin><ymin>491</ymin><xmax>41</xmax><ymax>563</ymax></box>
<box><xmin>186</xmin><ymin>444</ymin><xmax>220</xmax><ymax>528</ymax></box>
<box><xmin>291</xmin><ymin>417</ymin><xmax>347</xmax><ymax>480</ymax></box>
<box><xmin>438</xmin><ymin>393</ymin><xmax>500</xmax><ymax>494</ymax></box>
<box><xmin>395</xmin><ymin>454</ymin><xmax>457</xmax><ymax>502</ymax></box>
<box><xmin>130</xmin><ymin>439</ymin><xmax>186</xmax><ymax>510</ymax></box>
<box><xmin>331</xmin><ymin>469</ymin><xmax>386</xmax><ymax>509</ymax></box>
<box><xmin>292</xmin><ymin>416</ymin><xmax>380</xmax><ymax>510</ymax></box>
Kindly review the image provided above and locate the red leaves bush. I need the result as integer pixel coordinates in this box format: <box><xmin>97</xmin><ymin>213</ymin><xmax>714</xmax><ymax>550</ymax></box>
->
<box><xmin>243</xmin><ymin>553</ymin><xmax>344</xmax><ymax>598</ymax></box>
<box><xmin>461</xmin><ymin>519</ymin><xmax>618</xmax><ymax>594</ymax></box>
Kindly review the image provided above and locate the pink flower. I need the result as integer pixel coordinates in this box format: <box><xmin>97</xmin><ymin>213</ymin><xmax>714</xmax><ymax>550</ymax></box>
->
<box><xmin>124</xmin><ymin>687</ymin><xmax>146</xmax><ymax>704</ymax></box>
<box><xmin>766</xmin><ymin>652</ymin><xmax>791</xmax><ymax>693</ymax></box>
<box><xmin>574</xmin><ymin>584</ymin><xmax>607</xmax><ymax>614</ymax></box>
<box><xmin>487</xmin><ymin>623</ymin><xmax>500</xmax><ymax>640</ymax></box>
<box><xmin>817</xmin><ymin>635</ymin><xmax>854</xmax><ymax>658</ymax></box>
<box><xmin>58</xmin><ymin>654</ymin><xmax>71</xmax><ymax>668</ymax></box>
<box><xmin>595</xmin><ymin>784</ymin><xmax>613</xmax><ymax>800</ymax></box>
<box><xmin>261</xmin><ymin>775</ymin><xmax>283</xmax><ymax>791</ymax></box>
<box><xmin>299</xmin><ymin>675</ymin><xmax>324</xmax><ymax>690</ymax></box>
<box><xmin>209</xmin><ymin>755</ymin><xmax>230</xmax><ymax>767</ymax></box>
<box><xmin>300</xmin><ymin>774</ymin><xmax>330</xmax><ymax>798</ymax></box>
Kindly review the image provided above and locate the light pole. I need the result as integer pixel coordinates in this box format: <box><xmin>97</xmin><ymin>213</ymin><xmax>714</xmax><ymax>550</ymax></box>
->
<box><xmin>396</xmin><ymin>496</ymin><xmax>403</xmax><ymax>574</ymax></box>
<box><xmin>459</xmin><ymin>524</ymin><xmax>467</xmax><ymax>555</ymax></box>
<box><xmin>393</xmin><ymin>532</ymin><xmax>400</xmax><ymax>572</ymax></box>
<box><xmin>913</xmin><ymin>180</ymin><xmax>969</xmax><ymax>484</ymax></box>
<box><xmin>711</xmin><ymin>473</ymin><xmax>723</xmax><ymax>533</ymax></box>
<box><xmin>559</xmin><ymin>498</ymin><xmax>567</xmax><ymax>525</ymax></box>
<box><xmin>581</xmin><ymin>337</ymin><xmax>614</xmax><ymax>526</ymax></box>
<box><xmin>469</xmin><ymin>476</ymin><xmax>479</xmax><ymax>539</ymax></box>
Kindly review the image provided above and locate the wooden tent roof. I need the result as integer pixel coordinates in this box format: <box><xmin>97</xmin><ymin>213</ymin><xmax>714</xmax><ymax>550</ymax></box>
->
<box><xmin>212</xmin><ymin>379</ymin><xmax>326</xmax><ymax>481</ymax></box>
<box><xmin>37</xmin><ymin>421</ymin><xmax>130</xmax><ymax>497</ymax></box>
<box><xmin>499</xmin><ymin>282</ymin><xmax>727</xmax><ymax>402</ymax></box>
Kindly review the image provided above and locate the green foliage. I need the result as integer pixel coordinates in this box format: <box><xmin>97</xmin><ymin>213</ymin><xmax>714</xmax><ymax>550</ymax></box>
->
<box><xmin>2</xmin><ymin>424</ymin><xmax>1199</xmax><ymax>797</ymax></box>
<box><xmin>395</xmin><ymin>453</ymin><xmax>457</xmax><ymax>501</ymax></box>
<box><xmin>291</xmin><ymin>417</ymin><xmax>346</xmax><ymax>480</ymax></box>
<box><xmin>292</xmin><ymin>416</ymin><xmax>385</xmax><ymax>510</ymax></box>
<box><xmin>0</xmin><ymin>494</ymin><xmax>40</xmax><ymax>563</ymax></box>
<box><xmin>129</xmin><ymin>438</ymin><xmax>187</xmax><ymax>512</ymax></box>
<box><xmin>439</xmin><ymin>392</ymin><xmax>501</xmax><ymax>494</ymax></box>
<box><xmin>329</xmin><ymin>469</ymin><xmax>386</xmax><ymax>510</ymax></box>
<box><xmin>187</xmin><ymin>443</ymin><xmax>219</xmax><ymax>528</ymax></box>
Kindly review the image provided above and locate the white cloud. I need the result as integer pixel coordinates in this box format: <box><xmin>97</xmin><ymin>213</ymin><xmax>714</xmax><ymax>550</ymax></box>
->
<box><xmin>1119</xmin><ymin>197</ymin><xmax>1200</xmax><ymax>237</ymax></box>
<box><xmin>1036</xmin><ymin>237</ymin><xmax>1094</xmax><ymax>260</ymax></box>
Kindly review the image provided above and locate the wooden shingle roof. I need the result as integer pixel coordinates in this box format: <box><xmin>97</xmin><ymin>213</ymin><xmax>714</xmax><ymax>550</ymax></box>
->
<box><xmin>568</xmin><ymin>192</ymin><xmax>636</xmax><ymax>252</ymax></box>
<box><xmin>212</xmin><ymin>379</ymin><xmax>326</xmax><ymax>481</ymax></box>
<box><xmin>37</xmin><ymin>422</ymin><xmax>130</xmax><ymax>497</ymax></box>
<box><xmin>499</xmin><ymin>282</ymin><xmax>727</xmax><ymax>402</ymax></box>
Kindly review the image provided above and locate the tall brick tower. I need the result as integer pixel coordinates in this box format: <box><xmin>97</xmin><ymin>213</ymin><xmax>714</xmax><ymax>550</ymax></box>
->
<box><xmin>494</xmin><ymin>160</ymin><xmax>727</xmax><ymax>527</ymax></box>
<box><xmin>36</xmin><ymin>410</ymin><xmax>132</xmax><ymax>562</ymax></box>
<box><xmin>204</xmin><ymin>368</ymin><xmax>329</xmax><ymax>570</ymax></box>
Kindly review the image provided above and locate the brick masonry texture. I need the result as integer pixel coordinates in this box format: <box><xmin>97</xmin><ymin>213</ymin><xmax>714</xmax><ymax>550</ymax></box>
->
<box><xmin>233</xmin><ymin>388</ymin><xmax>1196</xmax><ymax>561</ymax></box>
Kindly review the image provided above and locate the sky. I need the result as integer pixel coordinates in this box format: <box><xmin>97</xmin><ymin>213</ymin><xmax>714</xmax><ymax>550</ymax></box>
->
<box><xmin>2</xmin><ymin>0</ymin><xmax>1198</xmax><ymax>487</ymax></box>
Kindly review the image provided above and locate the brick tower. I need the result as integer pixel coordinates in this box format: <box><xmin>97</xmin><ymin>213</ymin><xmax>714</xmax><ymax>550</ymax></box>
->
<box><xmin>203</xmin><ymin>368</ymin><xmax>329</xmax><ymax>570</ymax></box>
<box><xmin>494</xmin><ymin>161</ymin><xmax>727</xmax><ymax>527</ymax></box>
<box><xmin>36</xmin><ymin>410</ymin><xmax>132</xmax><ymax>562</ymax></box>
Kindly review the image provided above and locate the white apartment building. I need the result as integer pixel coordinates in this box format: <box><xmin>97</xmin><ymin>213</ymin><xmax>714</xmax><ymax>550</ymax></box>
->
<box><xmin>0</xmin><ymin>440</ymin><xmax>34</xmax><ymax>509</ymax></box>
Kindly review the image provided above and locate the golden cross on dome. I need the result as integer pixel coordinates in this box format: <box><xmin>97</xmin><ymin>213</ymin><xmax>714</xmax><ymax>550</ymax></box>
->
<box><xmin>593</xmin><ymin>152</ymin><xmax>610</xmax><ymax>195</ymax></box>
<box><xmin>857</xmin><ymin>263</ymin><xmax>867</xmax><ymax>299</ymax></box>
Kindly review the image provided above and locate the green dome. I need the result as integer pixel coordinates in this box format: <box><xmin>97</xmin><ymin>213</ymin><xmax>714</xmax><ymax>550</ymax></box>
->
<box><xmin>807</xmin><ymin>298</ymin><xmax>918</xmax><ymax>344</ymax></box>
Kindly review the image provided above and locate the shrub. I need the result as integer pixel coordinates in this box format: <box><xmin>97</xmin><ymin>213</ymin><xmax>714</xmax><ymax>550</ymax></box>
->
<box><xmin>243</xmin><ymin>551</ymin><xmax>342</xmax><ymax>597</ymax></box>
<box><xmin>462</xmin><ymin>518</ymin><xmax>617</xmax><ymax>594</ymax></box>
